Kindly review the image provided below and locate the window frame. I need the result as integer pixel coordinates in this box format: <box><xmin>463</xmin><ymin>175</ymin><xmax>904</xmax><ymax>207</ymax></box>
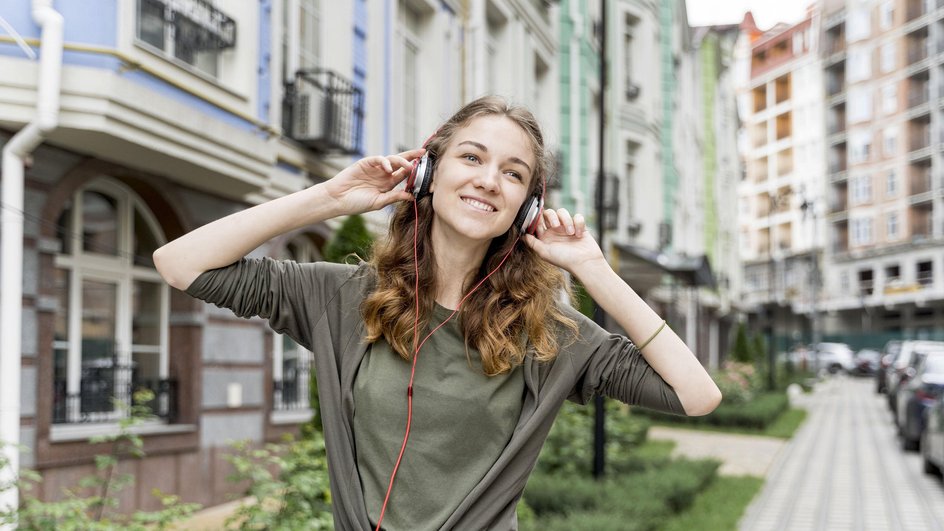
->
<box><xmin>52</xmin><ymin>179</ymin><xmax>170</xmax><ymax>431</ymax></box>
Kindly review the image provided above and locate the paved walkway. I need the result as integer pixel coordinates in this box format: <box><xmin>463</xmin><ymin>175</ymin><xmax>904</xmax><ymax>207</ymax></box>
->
<box><xmin>740</xmin><ymin>376</ymin><xmax>944</xmax><ymax>531</ymax></box>
<box><xmin>648</xmin><ymin>425</ymin><xmax>787</xmax><ymax>477</ymax></box>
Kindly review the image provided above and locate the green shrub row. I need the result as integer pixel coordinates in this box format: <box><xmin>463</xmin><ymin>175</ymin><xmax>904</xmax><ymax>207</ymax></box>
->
<box><xmin>522</xmin><ymin>458</ymin><xmax>720</xmax><ymax>531</ymax></box>
<box><xmin>636</xmin><ymin>391</ymin><xmax>789</xmax><ymax>430</ymax></box>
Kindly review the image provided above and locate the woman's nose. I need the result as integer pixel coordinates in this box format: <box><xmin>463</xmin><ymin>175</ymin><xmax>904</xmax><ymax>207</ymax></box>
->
<box><xmin>474</xmin><ymin>166</ymin><xmax>501</xmax><ymax>192</ymax></box>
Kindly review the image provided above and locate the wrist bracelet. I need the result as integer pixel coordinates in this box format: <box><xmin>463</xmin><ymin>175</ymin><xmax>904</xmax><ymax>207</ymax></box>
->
<box><xmin>637</xmin><ymin>320</ymin><xmax>667</xmax><ymax>350</ymax></box>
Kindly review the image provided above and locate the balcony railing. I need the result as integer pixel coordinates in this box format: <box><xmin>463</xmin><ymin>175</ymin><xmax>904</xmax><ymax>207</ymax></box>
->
<box><xmin>273</xmin><ymin>379</ymin><xmax>309</xmax><ymax>411</ymax></box>
<box><xmin>283</xmin><ymin>68</ymin><xmax>364</xmax><ymax>155</ymax></box>
<box><xmin>53</xmin><ymin>363</ymin><xmax>177</xmax><ymax>424</ymax></box>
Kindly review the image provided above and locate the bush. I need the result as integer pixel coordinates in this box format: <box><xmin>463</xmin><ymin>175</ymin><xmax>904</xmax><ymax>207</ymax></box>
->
<box><xmin>323</xmin><ymin>214</ymin><xmax>373</xmax><ymax>264</ymax></box>
<box><xmin>523</xmin><ymin>458</ymin><xmax>720</xmax><ymax>531</ymax></box>
<box><xmin>731</xmin><ymin>323</ymin><xmax>752</xmax><ymax>363</ymax></box>
<box><xmin>535</xmin><ymin>400</ymin><xmax>650</xmax><ymax>477</ymax></box>
<box><xmin>636</xmin><ymin>392</ymin><xmax>789</xmax><ymax>430</ymax></box>
<box><xmin>0</xmin><ymin>391</ymin><xmax>200</xmax><ymax>530</ymax></box>
<box><xmin>224</xmin><ymin>434</ymin><xmax>333</xmax><ymax>530</ymax></box>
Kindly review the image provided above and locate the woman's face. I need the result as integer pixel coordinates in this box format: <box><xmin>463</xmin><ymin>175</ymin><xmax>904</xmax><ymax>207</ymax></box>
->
<box><xmin>429</xmin><ymin>115</ymin><xmax>537</xmax><ymax>247</ymax></box>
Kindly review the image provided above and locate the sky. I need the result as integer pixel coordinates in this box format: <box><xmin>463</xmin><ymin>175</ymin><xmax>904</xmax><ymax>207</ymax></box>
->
<box><xmin>685</xmin><ymin>0</ymin><xmax>812</xmax><ymax>30</ymax></box>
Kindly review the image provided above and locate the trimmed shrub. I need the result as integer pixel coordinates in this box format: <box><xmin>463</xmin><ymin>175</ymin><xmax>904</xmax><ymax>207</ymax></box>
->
<box><xmin>323</xmin><ymin>214</ymin><xmax>373</xmax><ymax>264</ymax></box>
<box><xmin>635</xmin><ymin>392</ymin><xmax>789</xmax><ymax>430</ymax></box>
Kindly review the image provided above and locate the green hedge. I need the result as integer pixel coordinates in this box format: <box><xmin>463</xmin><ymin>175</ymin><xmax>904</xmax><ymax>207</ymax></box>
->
<box><xmin>522</xmin><ymin>458</ymin><xmax>720</xmax><ymax>531</ymax></box>
<box><xmin>636</xmin><ymin>392</ymin><xmax>789</xmax><ymax>430</ymax></box>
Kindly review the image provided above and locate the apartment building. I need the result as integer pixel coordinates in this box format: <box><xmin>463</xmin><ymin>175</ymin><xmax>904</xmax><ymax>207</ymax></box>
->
<box><xmin>595</xmin><ymin>0</ymin><xmax>741</xmax><ymax>369</ymax></box>
<box><xmin>0</xmin><ymin>0</ymin><xmax>558</xmax><ymax>512</ymax></box>
<box><xmin>819</xmin><ymin>0</ymin><xmax>944</xmax><ymax>343</ymax></box>
<box><xmin>737</xmin><ymin>9</ymin><xmax>828</xmax><ymax>350</ymax></box>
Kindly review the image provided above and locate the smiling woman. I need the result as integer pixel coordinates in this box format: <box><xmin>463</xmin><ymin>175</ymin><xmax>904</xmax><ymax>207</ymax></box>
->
<box><xmin>152</xmin><ymin>95</ymin><xmax>721</xmax><ymax>531</ymax></box>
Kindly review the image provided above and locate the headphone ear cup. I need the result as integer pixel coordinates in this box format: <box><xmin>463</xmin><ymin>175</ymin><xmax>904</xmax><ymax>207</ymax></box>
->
<box><xmin>409</xmin><ymin>153</ymin><xmax>435</xmax><ymax>199</ymax></box>
<box><xmin>514</xmin><ymin>194</ymin><xmax>543</xmax><ymax>235</ymax></box>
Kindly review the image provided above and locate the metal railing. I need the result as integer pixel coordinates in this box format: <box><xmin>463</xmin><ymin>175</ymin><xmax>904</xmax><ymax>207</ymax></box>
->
<box><xmin>283</xmin><ymin>68</ymin><xmax>364</xmax><ymax>155</ymax></box>
<box><xmin>53</xmin><ymin>363</ymin><xmax>177</xmax><ymax>424</ymax></box>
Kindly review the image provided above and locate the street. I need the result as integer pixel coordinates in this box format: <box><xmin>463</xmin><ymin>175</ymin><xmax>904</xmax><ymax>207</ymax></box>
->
<box><xmin>740</xmin><ymin>377</ymin><xmax>944</xmax><ymax>531</ymax></box>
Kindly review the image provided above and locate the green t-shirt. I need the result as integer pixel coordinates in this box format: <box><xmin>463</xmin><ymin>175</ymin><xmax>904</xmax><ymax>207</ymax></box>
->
<box><xmin>352</xmin><ymin>304</ymin><xmax>524</xmax><ymax>531</ymax></box>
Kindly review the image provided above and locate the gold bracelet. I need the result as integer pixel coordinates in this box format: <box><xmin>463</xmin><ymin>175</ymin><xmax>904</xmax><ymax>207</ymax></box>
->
<box><xmin>637</xmin><ymin>320</ymin><xmax>667</xmax><ymax>350</ymax></box>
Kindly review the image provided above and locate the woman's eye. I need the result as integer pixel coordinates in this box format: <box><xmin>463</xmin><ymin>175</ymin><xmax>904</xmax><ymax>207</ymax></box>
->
<box><xmin>506</xmin><ymin>171</ymin><xmax>523</xmax><ymax>181</ymax></box>
<box><xmin>463</xmin><ymin>154</ymin><xmax>480</xmax><ymax>163</ymax></box>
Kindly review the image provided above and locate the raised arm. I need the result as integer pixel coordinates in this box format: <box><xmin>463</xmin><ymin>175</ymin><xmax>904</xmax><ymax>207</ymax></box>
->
<box><xmin>153</xmin><ymin>150</ymin><xmax>422</xmax><ymax>291</ymax></box>
<box><xmin>525</xmin><ymin>208</ymin><xmax>722</xmax><ymax>417</ymax></box>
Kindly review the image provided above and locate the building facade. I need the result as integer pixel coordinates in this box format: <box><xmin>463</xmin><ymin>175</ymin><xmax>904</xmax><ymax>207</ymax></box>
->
<box><xmin>0</xmin><ymin>0</ymin><xmax>558</xmax><ymax>511</ymax></box>
<box><xmin>737</xmin><ymin>9</ymin><xmax>828</xmax><ymax>352</ymax></box>
<box><xmin>819</xmin><ymin>0</ymin><xmax>944</xmax><ymax>346</ymax></box>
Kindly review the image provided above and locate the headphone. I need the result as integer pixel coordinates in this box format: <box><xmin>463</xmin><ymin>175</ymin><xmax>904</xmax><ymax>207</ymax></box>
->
<box><xmin>404</xmin><ymin>150</ymin><xmax>545</xmax><ymax>236</ymax></box>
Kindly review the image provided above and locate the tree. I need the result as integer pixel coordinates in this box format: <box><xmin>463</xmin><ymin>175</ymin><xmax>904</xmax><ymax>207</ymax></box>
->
<box><xmin>323</xmin><ymin>214</ymin><xmax>373</xmax><ymax>264</ymax></box>
<box><xmin>731</xmin><ymin>322</ymin><xmax>752</xmax><ymax>363</ymax></box>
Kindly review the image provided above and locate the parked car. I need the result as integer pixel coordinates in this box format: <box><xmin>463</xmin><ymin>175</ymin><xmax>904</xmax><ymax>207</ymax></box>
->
<box><xmin>876</xmin><ymin>340</ymin><xmax>902</xmax><ymax>393</ymax></box>
<box><xmin>897</xmin><ymin>351</ymin><xmax>944</xmax><ymax>451</ymax></box>
<box><xmin>852</xmin><ymin>348</ymin><xmax>881</xmax><ymax>376</ymax></box>
<box><xmin>811</xmin><ymin>342</ymin><xmax>855</xmax><ymax>374</ymax></box>
<box><xmin>923</xmin><ymin>393</ymin><xmax>944</xmax><ymax>479</ymax></box>
<box><xmin>886</xmin><ymin>340</ymin><xmax>944</xmax><ymax>418</ymax></box>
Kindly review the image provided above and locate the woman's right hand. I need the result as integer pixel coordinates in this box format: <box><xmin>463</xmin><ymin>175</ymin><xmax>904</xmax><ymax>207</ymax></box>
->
<box><xmin>323</xmin><ymin>148</ymin><xmax>425</xmax><ymax>215</ymax></box>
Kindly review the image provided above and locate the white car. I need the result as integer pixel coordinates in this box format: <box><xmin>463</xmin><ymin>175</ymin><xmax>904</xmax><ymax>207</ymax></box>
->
<box><xmin>811</xmin><ymin>342</ymin><xmax>855</xmax><ymax>374</ymax></box>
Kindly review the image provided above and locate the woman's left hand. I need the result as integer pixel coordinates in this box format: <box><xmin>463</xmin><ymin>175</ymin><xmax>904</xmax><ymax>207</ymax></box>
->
<box><xmin>523</xmin><ymin>208</ymin><xmax>606</xmax><ymax>274</ymax></box>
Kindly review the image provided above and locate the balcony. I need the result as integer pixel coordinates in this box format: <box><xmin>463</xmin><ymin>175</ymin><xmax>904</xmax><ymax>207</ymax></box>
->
<box><xmin>53</xmin><ymin>363</ymin><xmax>178</xmax><ymax>424</ymax></box>
<box><xmin>910</xmin><ymin>167</ymin><xmax>933</xmax><ymax>195</ymax></box>
<box><xmin>283</xmin><ymin>68</ymin><xmax>364</xmax><ymax>155</ymax></box>
<box><xmin>906</xmin><ymin>0</ymin><xmax>928</xmax><ymax>21</ymax></box>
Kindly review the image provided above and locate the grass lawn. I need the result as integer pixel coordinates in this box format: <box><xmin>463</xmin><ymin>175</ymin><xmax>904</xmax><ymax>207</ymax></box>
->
<box><xmin>661</xmin><ymin>475</ymin><xmax>765</xmax><ymax>531</ymax></box>
<box><xmin>651</xmin><ymin>407</ymin><xmax>808</xmax><ymax>439</ymax></box>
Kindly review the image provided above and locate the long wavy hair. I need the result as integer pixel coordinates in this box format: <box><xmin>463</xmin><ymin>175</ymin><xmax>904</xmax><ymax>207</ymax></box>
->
<box><xmin>361</xmin><ymin>95</ymin><xmax>579</xmax><ymax>376</ymax></box>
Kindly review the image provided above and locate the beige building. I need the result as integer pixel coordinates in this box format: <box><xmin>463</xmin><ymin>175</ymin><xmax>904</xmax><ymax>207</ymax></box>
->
<box><xmin>819</xmin><ymin>0</ymin><xmax>944</xmax><ymax>344</ymax></box>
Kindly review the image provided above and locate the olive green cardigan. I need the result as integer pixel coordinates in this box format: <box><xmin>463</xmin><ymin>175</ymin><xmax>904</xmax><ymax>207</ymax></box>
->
<box><xmin>186</xmin><ymin>258</ymin><xmax>685</xmax><ymax>530</ymax></box>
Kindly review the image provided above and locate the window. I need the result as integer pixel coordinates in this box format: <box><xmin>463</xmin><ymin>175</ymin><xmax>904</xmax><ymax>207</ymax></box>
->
<box><xmin>847</xmin><ymin>7</ymin><xmax>871</xmax><ymax>42</ymax></box>
<box><xmin>881</xmin><ymin>41</ymin><xmax>896</xmax><ymax>73</ymax></box>
<box><xmin>851</xmin><ymin>173</ymin><xmax>873</xmax><ymax>204</ymax></box>
<box><xmin>858</xmin><ymin>268</ymin><xmax>874</xmax><ymax>295</ymax></box>
<box><xmin>282</xmin><ymin>0</ymin><xmax>322</xmax><ymax>81</ymax></box>
<box><xmin>886</xmin><ymin>170</ymin><xmax>898</xmax><ymax>195</ymax></box>
<box><xmin>917</xmin><ymin>260</ymin><xmax>934</xmax><ymax>286</ymax></box>
<box><xmin>53</xmin><ymin>180</ymin><xmax>169</xmax><ymax>425</ymax></box>
<box><xmin>880</xmin><ymin>0</ymin><xmax>894</xmax><ymax>29</ymax></box>
<box><xmin>850</xmin><ymin>129</ymin><xmax>873</xmax><ymax>163</ymax></box>
<box><xmin>135</xmin><ymin>0</ymin><xmax>236</xmax><ymax>78</ymax></box>
<box><xmin>886</xmin><ymin>264</ymin><xmax>901</xmax><ymax>283</ymax></box>
<box><xmin>848</xmin><ymin>47</ymin><xmax>872</xmax><ymax>82</ymax></box>
<box><xmin>886</xmin><ymin>212</ymin><xmax>899</xmax><ymax>240</ymax></box>
<box><xmin>882</xmin><ymin>83</ymin><xmax>897</xmax><ymax>115</ymax></box>
<box><xmin>272</xmin><ymin>238</ymin><xmax>321</xmax><ymax>418</ymax></box>
<box><xmin>396</xmin><ymin>1</ymin><xmax>425</xmax><ymax>150</ymax></box>
<box><xmin>848</xmin><ymin>87</ymin><xmax>873</xmax><ymax>123</ymax></box>
<box><xmin>883</xmin><ymin>126</ymin><xmax>898</xmax><ymax>156</ymax></box>
<box><xmin>624</xmin><ymin>14</ymin><xmax>639</xmax><ymax>102</ymax></box>
<box><xmin>851</xmin><ymin>217</ymin><xmax>873</xmax><ymax>246</ymax></box>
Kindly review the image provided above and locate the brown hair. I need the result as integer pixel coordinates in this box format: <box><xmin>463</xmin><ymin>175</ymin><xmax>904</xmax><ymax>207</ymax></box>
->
<box><xmin>361</xmin><ymin>95</ymin><xmax>578</xmax><ymax>375</ymax></box>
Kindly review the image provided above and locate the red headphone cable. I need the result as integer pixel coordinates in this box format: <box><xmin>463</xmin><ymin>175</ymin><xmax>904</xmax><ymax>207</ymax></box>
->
<box><xmin>374</xmin><ymin>198</ymin><xmax>519</xmax><ymax>531</ymax></box>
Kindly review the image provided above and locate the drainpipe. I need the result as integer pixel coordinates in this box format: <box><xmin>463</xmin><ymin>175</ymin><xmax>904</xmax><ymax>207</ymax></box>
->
<box><xmin>0</xmin><ymin>0</ymin><xmax>63</xmax><ymax>522</ymax></box>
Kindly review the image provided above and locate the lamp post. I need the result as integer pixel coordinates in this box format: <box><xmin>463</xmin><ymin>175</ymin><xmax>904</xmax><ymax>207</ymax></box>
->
<box><xmin>592</xmin><ymin>0</ymin><xmax>608</xmax><ymax>480</ymax></box>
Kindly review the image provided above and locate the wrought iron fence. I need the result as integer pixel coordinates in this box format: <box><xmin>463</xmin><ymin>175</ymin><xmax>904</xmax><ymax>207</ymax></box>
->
<box><xmin>52</xmin><ymin>362</ymin><xmax>178</xmax><ymax>424</ymax></box>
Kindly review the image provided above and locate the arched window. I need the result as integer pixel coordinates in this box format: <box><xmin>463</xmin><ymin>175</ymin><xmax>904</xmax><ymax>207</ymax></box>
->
<box><xmin>52</xmin><ymin>179</ymin><xmax>170</xmax><ymax>426</ymax></box>
<box><xmin>272</xmin><ymin>236</ymin><xmax>320</xmax><ymax>422</ymax></box>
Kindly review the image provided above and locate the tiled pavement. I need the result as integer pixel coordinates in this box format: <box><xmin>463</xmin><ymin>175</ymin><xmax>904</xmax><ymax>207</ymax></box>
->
<box><xmin>739</xmin><ymin>376</ymin><xmax>944</xmax><ymax>531</ymax></box>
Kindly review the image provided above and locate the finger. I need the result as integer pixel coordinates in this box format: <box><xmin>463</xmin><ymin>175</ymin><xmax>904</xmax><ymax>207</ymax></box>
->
<box><xmin>543</xmin><ymin>208</ymin><xmax>561</xmax><ymax>228</ymax></box>
<box><xmin>556</xmin><ymin>208</ymin><xmax>575</xmax><ymax>235</ymax></box>
<box><xmin>523</xmin><ymin>234</ymin><xmax>546</xmax><ymax>257</ymax></box>
<box><xmin>574</xmin><ymin>213</ymin><xmax>586</xmax><ymax>237</ymax></box>
<box><xmin>388</xmin><ymin>155</ymin><xmax>413</xmax><ymax>170</ymax></box>
<box><xmin>397</xmin><ymin>148</ymin><xmax>426</xmax><ymax>160</ymax></box>
<box><xmin>377</xmin><ymin>156</ymin><xmax>393</xmax><ymax>173</ymax></box>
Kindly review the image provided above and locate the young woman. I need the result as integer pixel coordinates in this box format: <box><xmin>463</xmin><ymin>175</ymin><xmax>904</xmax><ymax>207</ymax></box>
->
<box><xmin>153</xmin><ymin>96</ymin><xmax>721</xmax><ymax>530</ymax></box>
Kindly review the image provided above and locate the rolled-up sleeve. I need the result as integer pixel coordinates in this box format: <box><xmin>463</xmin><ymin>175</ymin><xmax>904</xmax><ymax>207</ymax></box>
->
<box><xmin>184</xmin><ymin>257</ymin><xmax>358</xmax><ymax>351</ymax></box>
<box><xmin>562</xmin><ymin>305</ymin><xmax>686</xmax><ymax>415</ymax></box>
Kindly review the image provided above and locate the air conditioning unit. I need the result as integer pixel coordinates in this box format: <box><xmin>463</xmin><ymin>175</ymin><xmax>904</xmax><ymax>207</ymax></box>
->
<box><xmin>293</xmin><ymin>91</ymin><xmax>347</xmax><ymax>151</ymax></box>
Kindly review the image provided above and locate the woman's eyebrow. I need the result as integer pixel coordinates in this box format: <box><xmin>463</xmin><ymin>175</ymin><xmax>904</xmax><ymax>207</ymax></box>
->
<box><xmin>456</xmin><ymin>140</ymin><xmax>532</xmax><ymax>174</ymax></box>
